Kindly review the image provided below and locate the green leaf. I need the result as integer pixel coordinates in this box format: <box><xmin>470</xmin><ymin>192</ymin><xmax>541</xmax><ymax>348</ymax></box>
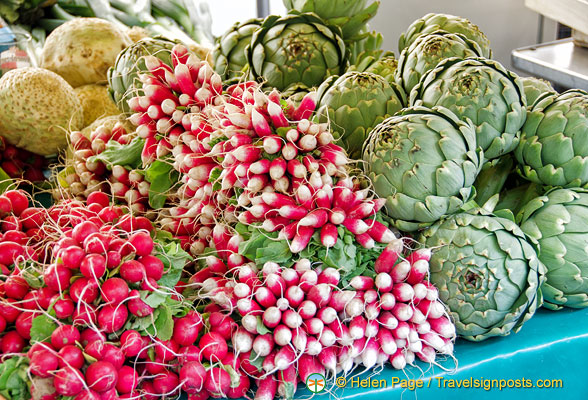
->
<box><xmin>144</xmin><ymin>160</ymin><xmax>179</xmax><ymax>209</ymax></box>
<box><xmin>0</xmin><ymin>167</ymin><xmax>14</xmax><ymax>194</ymax></box>
<box><xmin>0</xmin><ymin>357</ymin><xmax>29</xmax><ymax>400</ymax></box>
<box><xmin>256</xmin><ymin>316</ymin><xmax>271</xmax><ymax>335</ymax></box>
<box><xmin>153</xmin><ymin>303</ymin><xmax>174</xmax><ymax>340</ymax></box>
<box><xmin>143</xmin><ymin>291</ymin><xmax>168</xmax><ymax>308</ymax></box>
<box><xmin>155</xmin><ymin>240</ymin><xmax>192</xmax><ymax>289</ymax></box>
<box><xmin>88</xmin><ymin>137</ymin><xmax>145</xmax><ymax>169</ymax></box>
<box><xmin>249</xmin><ymin>350</ymin><xmax>264</xmax><ymax>371</ymax></box>
<box><xmin>30</xmin><ymin>314</ymin><xmax>58</xmax><ymax>343</ymax></box>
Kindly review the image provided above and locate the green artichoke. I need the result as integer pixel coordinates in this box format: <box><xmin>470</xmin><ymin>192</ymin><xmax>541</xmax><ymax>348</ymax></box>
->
<box><xmin>521</xmin><ymin>76</ymin><xmax>557</xmax><ymax>108</ymax></box>
<box><xmin>399</xmin><ymin>13</ymin><xmax>492</xmax><ymax>59</ymax></box>
<box><xmin>347</xmin><ymin>30</ymin><xmax>387</xmax><ymax>70</ymax></box>
<box><xmin>107</xmin><ymin>37</ymin><xmax>176</xmax><ymax>114</ymax></box>
<box><xmin>395</xmin><ymin>31</ymin><xmax>484</xmax><ymax>95</ymax></box>
<box><xmin>316</xmin><ymin>71</ymin><xmax>405</xmax><ymax>159</ymax></box>
<box><xmin>364</xmin><ymin>55</ymin><xmax>398</xmax><ymax>85</ymax></box>
<box><xmin>473</xmin><ymin>155</ymin><xmax>515</xmax><ymax>207</ymax></box>
<box><xmin>421</xmin><ymin>208</ymin><xmax>545</xmax><ymax>341</ymax></box>
<box><xmin>282</xmin><ymin>0</ymin><xmax>379</xmax><ymax>40</ymax></box>
<box><xmin>212</xmin><ymin>18</ymin><xmax>262</xmax><ymax>81</ymax></box>
<box><xmin>246</xmin><ymin>12</ymin><xmax>347</xmax><ymax>91</ymax></box>
<box><xmin>411</xmin><ymin>57</ymin><xmax>526</xmax><ymax>160</ymax></box>
<box><xmin>515</xmin><ymin>89</ymin><xmax>588</xmax><ymax>188</ymax></box>
<box><xmin>518</xmin><ymin>188</ymin><xmax>588</xmax><ymax>309</ymax></box>
<box><xmin>363</xmin><ymin>106</ymin><xmax>483</xmax><ymax>232</ymax></box>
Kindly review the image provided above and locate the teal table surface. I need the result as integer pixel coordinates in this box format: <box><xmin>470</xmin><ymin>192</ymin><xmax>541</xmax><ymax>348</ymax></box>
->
<box><xmin>298</xmin><ymin>308</ymin><xmax>588</xmax><ymax>400</ymax></box>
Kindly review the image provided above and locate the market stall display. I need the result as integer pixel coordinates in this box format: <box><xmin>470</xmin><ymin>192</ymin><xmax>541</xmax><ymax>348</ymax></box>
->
<box><xmin>0</xmin><ymin>1</ymin><xmax>585</xmax><ymax>399</ymax></box>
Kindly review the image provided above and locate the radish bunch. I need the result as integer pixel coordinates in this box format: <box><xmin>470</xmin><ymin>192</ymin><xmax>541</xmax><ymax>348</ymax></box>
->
<box><xmin>192</xmin><ymin>240</ymin><xmax>455</xmax><ymax>399</ymax></box>
<box><xmin>0</xmin><ymin>194</ymin><xmax>208</xmax><ymax>399</ymax></box>
<box><xmin>60</xmin><ymin>122</ymin><xmax>151</xmax><ymax>213</ymax></box>
<box><xmin>125</xmin><ymin>44</ymin><xmax>396</xmax><ymax>256</ymax></box>
<box><xmin>0</xmin><ymin>137</ymin><xmax>48</xmax><ymax>182</ymax></box>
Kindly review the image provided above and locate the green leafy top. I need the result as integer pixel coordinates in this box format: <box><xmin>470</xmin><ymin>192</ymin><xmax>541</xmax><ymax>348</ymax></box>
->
<box><xmin>237</xmin><ymin>219</ymin><xmax>385</xmax><ymax>284</ymax></box>
<box><xmin>0</xmin><ymin>356</ymin><xmax>30</xmax><ymax>400</ymax></box>
<box><xmin>88</xmin><ymin>137</ymin><xmax>145</xmax><ymax>170</ymax></box>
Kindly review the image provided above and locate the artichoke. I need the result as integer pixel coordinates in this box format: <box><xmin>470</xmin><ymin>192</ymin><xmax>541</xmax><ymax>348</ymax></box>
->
<box><xmin>363</xmin><ymin>106</ymin><xmax>483</xmax><ymax>232</ymax></box>
<box><xmin>518</xmin><ymin>188</ymin><xmax>588</xmax><ymax>309</ymax></box>
<box><xmin>282</xmin><ymin>0</ymin><xmax>379</xmax><ymax>40</ymax></box>
<box><xmin>212</xmin><ymin>18</ymin><xmax>262</xmax><ymax>81</ymax></box>
<box><xmin>421</xmin><ymin>208</ymin><xmax>545</xmax><ymax>341</ymax></box>
<box><xmin>247</xmin><ymin>13</ymin><xmax>346</xmax><ymax>91</ymax></box>
<box><xmin>395</xmin><ymin>31</ymin><xmax>484</xmax><ymax>95</ymax></box>
<box><xmin>399</xmin><ymin>13</ymin><xmax>492</xmax><ymax>59</ymax></box>
<box><xmin>521</xmin><ymin>76</ymin><xmax>557</xmax><ymax>108</ymax></box>
<box><xmin>107</xmin><ymin>37</ymin><xmax>176</xmax><ymax>114</ymax></box>
<box><xmin>515</xmin><ymin>89</ymin><xmax>588</xmax><ymax>188</ymax></box>
<box><xmin>316</xmin><ymin>71</ymin><xmax>406</xmax><ymax>159</ymax></box>
<box><xmin>364</xmin><ymin>55</ymin><xmax>398</xmax><ymax>85</ymax></box>
<box><xmin>411</xmin><ymin>57</ymin><xmax>526</xmax><ymax>160</ymax></box>
<box><xmin>473</xmin><ymin>155</ymin><xmax>515</xmax><ymax>207</ymax></box>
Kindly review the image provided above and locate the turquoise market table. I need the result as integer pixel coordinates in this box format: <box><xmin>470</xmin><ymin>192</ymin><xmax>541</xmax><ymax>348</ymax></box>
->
<box><xmin>298</xmin><ymin>308</ymin><xmax>588</xmax><ymax>400</ymax></box>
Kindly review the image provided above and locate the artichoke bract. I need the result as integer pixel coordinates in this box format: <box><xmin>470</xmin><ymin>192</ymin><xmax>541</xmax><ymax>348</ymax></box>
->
<box><xmin>365</xmin><ymin>55</ymin><xmax>398</xmax><ymax>86</ymax></box>
<box><xmin>399</xmin><ymin>13</ymin><xmax>492</xmax><ymax>59</ymax></box>
<box><xmin>396</xmin><ymin>31</ymin><xmax>484</xmax><ymax>95</ymax></box>
<box><xmin>515</xmin><ymin>89</ymin><xmax>588</xmax><ymax>188</ymax></box>
<box><xmin>212</xmin><ymin>18</ymin><xmax>262</xmax><ymax>81</ymax></box>
<box><xmin>421</xmin><ymin>210</ymin><xmax>545</xmax><ymax>341</ymax></box>
<box><xmin>521</xmin><ymin>76</ymin><xmax>557</xmax><ymax>108</ymax></box>
<box><xmin>282</xmin><ymin>0</ymin><xmax>379</xmax><ymax>39</ymax></box>
<box><xmin>518</xmin><ymin>188</ymin><xmax>588</xmax><ymax>309</ymax></box>
<box><xmin>363</xmin><ymin>106</ymin><xmax>483</xmax><ymax>232</ymax></box>
<box><xmin>107</xmin><ymin>37</ymin><xmax>176</xmax><ymax>114</ymax></box>
<box><xmin>411</xmin><ymin>57</ymin><xmax>526</xmax><ymax>160</ymax></box>
<box><xmin>316</xmin><ymin>71</ymin><xmax>405</xmax><ymax>159</ymax></box>
<box><xmin>246</xmin><ymin>13</ymin><xmax>347</xmax><ymax>91</ymax></box>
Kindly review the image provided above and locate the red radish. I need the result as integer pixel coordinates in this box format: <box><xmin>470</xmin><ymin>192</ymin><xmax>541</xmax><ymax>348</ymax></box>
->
<box><xmin>263</xmin><ymin>306</ymin><xmax>282</xmax><ymax>329</ymax></box>
<box><xmin>298</xmin><ymin>300</ymin><xmax>317</xmax><ymax>319</ymax></box>
<box><xmin>252</xmin><ymin>333</ymin><xmax>274</xmax><ymax>357</ymax></box>
<box><xmin>255</xmin><ymin>287</ymin><xmax>277</xmax><ymax>308</ymax></box>
<box><xmin>204</xmin><ymin>367</ymin><xmax>231</xmax><ymax>398</ymax></box>
<box><xmin>375</xmin><ymin>272</ymin><xmax>393</xmax><ymax>293</ymax></box>
<box><xmin>173</xmin><ymin>316</ymin><xmax>201</xmax><ymax>346</ymax></box>
<box><xmin>274</xmin><ymin>346</ymin><xmax>296</xmax><ymax>370</ymax></box>
<box><xmin>362</xmin><ymin>338</ymin><xmax>379</xmax><ymax>369</ymax></box>
<box><xmin>51</xmin><ymin>325</ymin><xmax>80</xmax><ymax>350</ymax></box>
<box><xmin>87</xmin><ymin>192</ymin><xmax>110</xmax><ymax>208</ymax></box>
<box><xmin>242</xmin><ymin>314</ymin><xmax>258</xmax><ymax>334</ymax></box>
<box><xmin>392</xmin><ymin>282</ymin><xmax>415</xmax><ymax>302</ymax></box>
<box><xmin>390</xmin><ymin>260</ymin><xmax>411</xmax><ymax>283</ymax></box>
<box><xmin>73</xmin><ymin>303</ymin><xmax>97</xmax><ymax>326</ymax></box>
<box><xmin>86</xmin><ymin>360</ymin><xmax>118</xmax><ymax>392</ymax></box>
<box><xmin>101</xmin><ymin>278</ymin><xmax>129</xmax><ymax>304</ymax></box>
<box><xmin>120</xmin><ymin>330</ymin><xmax>142</xmax><ymax>357</ymax></box>
<box><xmin>284</xmin><ymin>285</ymin><xmax>304</xmax><ymax>308</ymax></box>
<box><xmin>80</xmin><ymin>329</ymin><xmax>106</xmax><ymax>347</ymax></box>
<box><xmin>30</xmin><ymin>349</ymin><xmax>59</xmax><ymax>378</ymax></box>
<box><xmin>97</xmin><ymin>305</ymin><xmax>128</xmax><ymax>333</ymax></box>
<box><xmin>280</xmin><ymin>268</ymin><xmax>298</xmax><ymax>287</ymax></box>
<box><xmin>416</xmin><ymin>300</ymin><xmax>445</xmax><ymax>319</ymax></box>
<box><xmin>0</xmin><ymin>242</ymin><xmax>25</xmax><ymax>265</ymax></box>
<box><xmin>58</xmin><ymin>345</ymin><xmax>84</xmax><ymax>369</ymax></box>
<box><xmin>127</xmin><ymin>291</ymin><xmax>153</xmax><ymax>317</ymax></box>
<box><xmin>180</xmin><ymin>361</ymin><xmax>206</xmax><ymax>394</ymax></box>
<box><xmin>406</xmin><ymin>259</ymin><xmax>429</xmax><ymax>285</ymax></box>
<box><xmin>120</xmin><ymin>260</ymin><xmax>146</xmax><ymax>283</ymax></box>
<box><xmin>69</xmin><ymin>278</ymin><xmax>99</xmax><ymax>303</ymax></box>
<box><xmin>199</xmin><ymin>332</ymin><xmax>228</xmax><ymax>361</ymax></box>
<box><xmin>15</xmin><ymin>311</ymin><xmax>36</xmax><ymax>339</ymax></box>
<box><xmin>344</xmin><ymin>298</ymin><xmax>364</xmax><ymax>318</ymax></box>
<box><xmin>53</xmin><ymin>367</ymin><xmax>85</xmax><ymax>396</ymax></box>
<box><xmin>237</xmin><ymin>298</ymin><xmax>262</xmax><ymax>316</ymax></box>
<box><xmin>320</xmin><ymin>223</ymin><xmax>338</xmax><ymax>247</ymax></box>
<box><xmin>4</xmin><ymin>190</ymin><xmax>28</xmax><ymax>216</ymax></box>
<box><xmin>72</xmin><ymin>221</ymin><xmax>99</xmax><ymax>244</ymax></box>
<box><xmin>59</xmin><ymin>246</ymin><xmax>85</xmax><ymax>270</ymax></box>
<box><xmin>116</xmin><ymin>366</ymin><xmax>138</xmax><ymax>394</ymax></box>
<box><xmin>254</xmin><ymin>375</ymin><xmax>278</xmax><ymax>400</ymax></box>
<box><xmin>128</xmin><ymin>231</ymin><xmax>154</xmax><ymax>256</ymax></box>
<box><xmin>328</xmin><ymin>290</ymin><xmax>355</xmax><ymax>312</ymax></box>
<box><xmin>282</xmin><ymin>309</ymin><xmax>302</xmax><ymax>329</ymax></box>
<box><xmin>178</xmin><ymin>345</ymin><xmax>203</xmax><ymax>364</ymax></box>
<box><xmin>365</xmin><ymin>219</ymin><xmax>395</xmax><ymax>243</ymax></box>
<box><xmin>1</xmin><ymin>330</ymin><xmax>24</xmax><ymax>353</ymax></box>
<box><xmin>153</xmin><ymin>370</ymin><xmax>180</xmax><ymax>395</ymax></box>
<box><xmin>43</xmin><ymin>264</ymin><xmax>73</xmax><ymax>291</ymax></box>
<box><xmin>429</xmin><ymin>317</ymin><xmax>456</xmax><ymax>338</ymax></box>
<box><xmin>375</xmin><ymin>239</ymin><xmax>403</xmax><ymax>273</ymax></box>
<box><xmin>80</xmin><ymin>254</ymin><xmax>107</xmax><ymax>280</ymax></box>
<box><xmin>4</xmin><ymin>275</ymin><xmax>28</xmax><ymax>299</ymax></box>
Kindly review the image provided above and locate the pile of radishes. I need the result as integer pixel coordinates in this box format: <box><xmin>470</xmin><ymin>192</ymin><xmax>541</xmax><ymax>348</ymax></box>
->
<box><xmin>60</xmin><ymin>121</ymin><xmax>151</xmax><ymax>213</ymax></box>
<box><xmin>125</xmin><ymin>44</ymin><xmax>396</xmax><ymax>257</ymax></box>
<box><xmin>188</xmin><ymin>240</ymin><xmax>455</xmax><ymax>399</ymax></box>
